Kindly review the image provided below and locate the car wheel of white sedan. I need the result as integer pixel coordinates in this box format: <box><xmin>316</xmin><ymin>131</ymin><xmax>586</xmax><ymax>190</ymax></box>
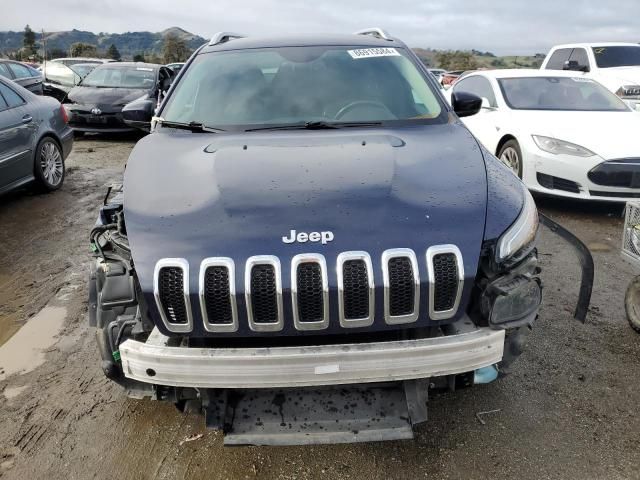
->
<box><xmin>498</xmin><ymin>140</ymin><xmax>523</xmax><ymax>179</ymax></box>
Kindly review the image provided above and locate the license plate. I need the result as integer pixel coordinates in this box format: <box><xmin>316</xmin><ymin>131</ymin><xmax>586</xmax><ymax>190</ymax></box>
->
<box><xmin>87</xmin><ymin>115</ymin><xmax>107</xmax><ymax>124</ymax></box>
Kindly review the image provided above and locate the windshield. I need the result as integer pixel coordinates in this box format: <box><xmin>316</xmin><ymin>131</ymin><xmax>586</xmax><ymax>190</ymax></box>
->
<box><xmin>498</xmin><ymin>77</ymin><xmax>629</xmax><ymax>111</ymax></box>
<box><xmin>592</xmin><ymin>46</ymin><xmax>640</xmax><ymax>68</ymax></box>
<box><xmin>81</xmin><ymin>65</ymin><xmax>157</xmax><ymax>88</ymax></box>
<box><xmin>161</xmin><ymin>46</ymin><xmax>443</xmax><ymax>129</ymax></box>
<box><xmin>71</xmin><ymin>63</ymin><xmax>99</xmax><ymax>78</ymax></box>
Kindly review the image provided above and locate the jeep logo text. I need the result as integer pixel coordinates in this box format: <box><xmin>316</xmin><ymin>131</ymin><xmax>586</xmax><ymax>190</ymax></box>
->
<box><xmin>282</xmin><ymin>230</ymin><xmax>334</xmax><ymax>245</ymax></box>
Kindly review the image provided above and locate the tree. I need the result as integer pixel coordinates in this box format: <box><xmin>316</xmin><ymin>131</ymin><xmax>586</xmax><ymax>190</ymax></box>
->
<box><xmin>162</xmin><ymin>33</ymin><xmax>190</xmax><ymax>63</ymax></box>
<box><xmin>23</xmin><ymin>25</ymin><xmax>37</xmax><ymax>57</ymax></box>
<box><xmin>434</xmin><ymin>50</ymin><xmax>478</xmax><ymax>71</ymax></box>
<box><xmin>107</xmin><ymin>44</ymin><xmax>121</xmax><ymax>61</ymax></box>
<box><xmin>133</xmin><ymin>52</ymin><xmax>145</xmax><ymax>62</ymax></box>
<box><xmin>70</xmin><ymin>42</ymin><xmax>98</xmax><ymax>57</ymax></box>
<box><xmin>47</xmin><ymin>48</ymin><xmax>67</xmax><ymax>60</ymax></box>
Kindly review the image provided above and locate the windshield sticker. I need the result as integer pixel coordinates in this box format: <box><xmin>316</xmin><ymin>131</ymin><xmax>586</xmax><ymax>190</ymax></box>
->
<box><xmin>136</xmin><ymin>67</ymin><xmax>154</xmax><ymax>71</ymax></box>
<box><xmin>571</xmin><ymin>77</ymin><xmax>594</xmax><ymax>82</ymax></box>
<box><xmin>348</xmin><ymin>48</ymin><xmax>400</xmax><ymax>59</ymax></box>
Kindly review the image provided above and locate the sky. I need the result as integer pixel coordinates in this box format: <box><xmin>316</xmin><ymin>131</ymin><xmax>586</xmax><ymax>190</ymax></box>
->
<box><xmin>2</xmin><ymin>0</ymin><xmax>640</xmax><ymax>55</ymax></box>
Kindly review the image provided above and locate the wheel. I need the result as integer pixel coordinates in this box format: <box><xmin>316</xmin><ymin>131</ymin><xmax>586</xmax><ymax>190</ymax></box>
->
<box><xmin>624</xmin><ymin>275</ymin><xmax>640</xmax><ymax>333</ymax></box>
<box><xmin>498</xmin><ymin>139</ymin><xmax>523</xmax><ymax>178</ymax></box>
<box><xmin>34</xmin><ymin>137</ymin><xmax>65</xmax><ymax>191</ymax></box>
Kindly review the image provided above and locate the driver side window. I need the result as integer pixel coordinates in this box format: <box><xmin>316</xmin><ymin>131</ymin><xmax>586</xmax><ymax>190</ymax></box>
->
<box><xmin>454</xmin><ymin>76</ymin><xmax>497</xmax><ymax>107</ymax></box>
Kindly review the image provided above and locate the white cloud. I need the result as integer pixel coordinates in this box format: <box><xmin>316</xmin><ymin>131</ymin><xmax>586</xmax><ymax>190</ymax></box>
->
<box><xmin>3</xmin><ymin>0</ymin><xmax>640</xmax><ymax>54</ymax></box>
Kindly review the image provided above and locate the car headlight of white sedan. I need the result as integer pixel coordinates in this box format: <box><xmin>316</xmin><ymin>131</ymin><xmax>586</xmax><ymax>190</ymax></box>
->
<box><xmin>532</xmin><ymin>135</ymin><xmax>596</xmax><ymax>157</ymax></box>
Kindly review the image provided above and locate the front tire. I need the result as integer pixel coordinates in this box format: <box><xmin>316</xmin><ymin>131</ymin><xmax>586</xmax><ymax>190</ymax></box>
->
<box><xmin>624</xmin><ymin>275</ymin><xmax>640</xmax><ymax>333</ymax></box>
<box><xmin>498</xmin><ymin>140</ymin><xmax>523</xmax><ymax>179</ymax></box>
<box><xmin>34</xmin><ymin>137</ymin><xmax>65</xmax><ymax>192</ymax></box>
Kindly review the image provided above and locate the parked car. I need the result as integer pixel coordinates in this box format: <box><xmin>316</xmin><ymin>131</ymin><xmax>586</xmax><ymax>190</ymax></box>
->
<box><xmin>0</xmin><ymin>60</ymin><xmax>44</xmax><ymax>95</ymax></box>
<box><xmin>451</xmin><ymin>69</ymin><xmax>640</xmax><ymax>201</ymax></box>
<box><xmin>50</xmin><ymin>57</ymin><xmax>117</xmax><ymax>67</ymax></box>
<box><xmin>83</xmin><ymin>29</ymin><xmax>595</xmax><ymax>446</ymax></box>
<box><xmin>165</xmin><ymin>62</ymin><xmax>185</xmax><ymax>74</ymax></box>
<box><xmin>0</xmin><ymin>77</ymin><xmax>73</xmax><ymax>195</ymax></box>
<box><xmin>541</xmin><ymin>43</ymin><xmax>640</xmax><ymax>111</ymax></box>
<box><xmin>64</xmin><ymin>62</ymin><xmax>174</xmax><ymax>134</ymax></box>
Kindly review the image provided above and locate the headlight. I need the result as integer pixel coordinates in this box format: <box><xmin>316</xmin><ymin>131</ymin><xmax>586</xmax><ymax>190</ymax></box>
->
<box><xmin>616</xmin><ymin>85</ymin><xmax>640</xmax><ymax>98</ymax></box>
<box><xmin>496</xmin><ymin>187</ymin><xmax>538</xmax><ymax>261</ymax></box>
<box><xmin>532</xmin><ymin>135</ymin><xmax>595</xmax><ymax>157</ymax></box>
<box><xmin>481</xmin><ymin>275</ymin><xmax>542</xmax><ymax>327</ymax></box>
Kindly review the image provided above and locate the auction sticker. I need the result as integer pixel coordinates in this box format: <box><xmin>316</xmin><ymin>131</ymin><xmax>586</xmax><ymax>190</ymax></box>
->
<box><xmin>348</xmin><ymin>48</ymin><xmax>401</xmax><ymax>59</ymax></box>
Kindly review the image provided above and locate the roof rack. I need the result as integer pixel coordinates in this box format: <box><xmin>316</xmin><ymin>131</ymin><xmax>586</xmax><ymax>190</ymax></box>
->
<box><xmin>353</xmin><ymin>28</ymin><xmax>393</xmax><ymax>41</ymax></box>
<box><xmin>208</xmin><ymin>32</ymin><xmax>246</xmax><ymax>46</ymax></box>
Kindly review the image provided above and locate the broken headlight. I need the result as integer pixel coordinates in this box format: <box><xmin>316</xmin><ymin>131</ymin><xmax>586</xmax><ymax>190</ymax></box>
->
<box><xmin>496</xmin><ymin>187</ymin><xmax>538</xmax><ymax>262</ymax></box>
<box><xmin>481</xmin><ymin>273</ymin><xmax>541</xmax><ymax>327</ymax></box>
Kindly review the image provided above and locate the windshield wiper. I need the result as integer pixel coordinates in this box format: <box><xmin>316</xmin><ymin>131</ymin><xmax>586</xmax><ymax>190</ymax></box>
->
<box><xmin>158</xmin><ymin>120</ymin><xmax>225</xmax><ymax>133</ymax></box>
<box><xmin>245</xmin><ymin>121</ymin><xmax>382</xmax><ymax>132</ymax></box>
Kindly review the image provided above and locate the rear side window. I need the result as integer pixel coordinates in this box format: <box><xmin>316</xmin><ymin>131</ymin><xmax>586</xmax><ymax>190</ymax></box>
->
<box><xmin>0</xmin><ymin>91</ymin><xmax>8</xmax><ymax>112</ymax></box>
<box><xmin>0</xmin><ymin>63</ymin><xmax>11</xmax><ymax>79</ymax></box>
<box><xmin>8</xmin><ymin>62</ymin><xmax>33</xmax><ymax>79</ymax></box>
<box><xmin>545</xmin><ymin>48</ymin><xmax>572</xmax><ymax>70</ymax></box>
<box><xmin>453</xmin><ymin>75</ymin><xmax>497</xmax><ymax>106</ymax></box>
<box><xmin>568</xmin><ymin>48</ymin><xmax>589</xmax><ymax>70</ymax></box>
<box><xmin>0</xmin><ymin>82</ymin><xmax>25</xmax><ymax>108</ymax></box>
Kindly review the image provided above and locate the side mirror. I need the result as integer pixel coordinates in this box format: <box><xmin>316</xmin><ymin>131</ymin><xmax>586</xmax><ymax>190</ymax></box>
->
<box><xmin>563</xmin><ymin>60</ymin><xmax>589</xmax><ymax>73</ymax></box>
<box><xmin>122</xmin><ymin>98</ymin><xmax>155</xmax><ymax>132</ymax></box>
<box><xmin>451</xmin><ymin>91</ymin><xmax>482</xmax><ymax>118</ymax></box>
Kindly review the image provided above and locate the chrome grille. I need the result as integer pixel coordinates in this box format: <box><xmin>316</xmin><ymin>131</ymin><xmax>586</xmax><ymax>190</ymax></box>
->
<box><xmin>153</xmin><ymin>258</ymin><xmax>193</xmax><ymax>333</ymax></box>
<box><xmin>245</xmin><ymin>256</ymin><xmax>283</xmax><ymax>331</ymax></box>
<box><xmin>154</xmin><ymin>245</ymin><xmax>464</xmax><ymax>333</ymax></box>
<box><xmin>382</xmin><ymin>249</ymin><xmax>419</xmax><ymax>324</ymax></box>
<box><xmin>199</xmin><ymin>258</ymin><xmax>238</xmax><ymax>332</ymax></box>
<box><xmin>337</xmin><ymin>252</ymin><xmax>374</xmax><ymax>328</ymax></box>
<box><xmin>622</xmin><ymin>201</ymin><xmax>640</xmax><ymax>268</ymax></box>
<box><xmin>291</xmin><ymin>254</ymin><xmax>329</xmax><ymax>330</ymax></box>
<box><xmin>426</xmin><ymin>245</ymin><xmax>464</xmax><ymax>320</ymax></box>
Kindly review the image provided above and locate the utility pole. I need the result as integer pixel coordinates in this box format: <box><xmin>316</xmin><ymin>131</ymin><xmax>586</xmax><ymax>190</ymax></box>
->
<box><xmin>41</xmin><ymin>29</ymin><xmax>47</xmax><ymax>63</ymax></box>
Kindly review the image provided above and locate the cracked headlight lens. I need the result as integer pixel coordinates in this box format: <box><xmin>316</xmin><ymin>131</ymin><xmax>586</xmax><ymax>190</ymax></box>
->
<box><xmin>532</xmin><ymin>135</ymin><xmax>595</xmax><ymax>157</ymax></box>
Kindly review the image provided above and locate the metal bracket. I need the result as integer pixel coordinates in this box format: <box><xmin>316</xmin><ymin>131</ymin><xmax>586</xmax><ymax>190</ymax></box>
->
<box><xmin>353</xmin><ymin>28</ymin><xmax>393</xmax><ymax>41</ymax></box>
<box><xmin>208</xmin><ymin>32</ymin><xmax>246</xmax><ymax>46</ymax></box>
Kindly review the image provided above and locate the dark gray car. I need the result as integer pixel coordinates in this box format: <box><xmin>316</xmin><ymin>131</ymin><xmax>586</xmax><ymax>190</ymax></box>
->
<box><xmin>0</xmin><ymin>77</ymin><xmax>73</xmax><ymax>195</ymax></box>
<box><xmin>0</xmin><ymin>60</ymin><xmax>44</xmax><ymax>95</ymax></box>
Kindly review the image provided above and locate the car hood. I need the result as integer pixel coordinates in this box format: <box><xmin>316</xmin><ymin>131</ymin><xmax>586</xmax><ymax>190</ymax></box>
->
<box><xmin>593</xmin><ymin>67</ymin><xmax>640</xmax><ymax>91</ymax></box>
<box><xmin>124</xmin><ymin>124</ymin><xmax>490</xmax><ymax>336</ymax></box>
<box><xmin>67</xmin><ymin>86</ymin><xmax>149</xmax><ymax>110</ymax></box>
<box><xmin>513</xmin><ymin>110</ymin><xmax>640</xmax><ymax>159</ymax></box>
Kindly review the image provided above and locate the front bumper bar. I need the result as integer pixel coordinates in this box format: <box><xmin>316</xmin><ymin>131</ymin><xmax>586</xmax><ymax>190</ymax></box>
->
<box><xmin>119</xmin><ymin>321</ymin><xmax>505</xmax><ymax>389</ymax></box>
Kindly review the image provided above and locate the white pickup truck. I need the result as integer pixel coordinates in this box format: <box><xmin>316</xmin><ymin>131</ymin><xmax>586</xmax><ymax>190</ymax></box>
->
<box><xmin>540</xmin><ymin>43</ymin><xmax>640</xmax><ymax>111</ymax></box>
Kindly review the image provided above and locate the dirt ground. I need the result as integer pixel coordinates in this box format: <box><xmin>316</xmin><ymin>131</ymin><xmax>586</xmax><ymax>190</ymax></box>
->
<box><xmin>0</xmin><ymin>136</ymin><xmax>639</xmax><ymax>480</ymax></box>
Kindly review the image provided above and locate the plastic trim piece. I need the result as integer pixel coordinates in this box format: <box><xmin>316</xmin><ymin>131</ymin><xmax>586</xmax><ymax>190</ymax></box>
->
<box><xmin>337</xmin><ymin>251</ymin><xmax>375</xmax><ymax>328</ymax></box>
<box><xmin>245</xmin><ymin>255</ymin><xmax>284</xmax><ymax>332</ymax></box>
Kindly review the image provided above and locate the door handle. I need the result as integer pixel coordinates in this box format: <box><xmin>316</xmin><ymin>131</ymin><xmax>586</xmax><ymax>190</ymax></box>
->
<box><xmin>21</xmin><ymin>115</ymin><xmax>33</xmax><ymax>124</ymax></box>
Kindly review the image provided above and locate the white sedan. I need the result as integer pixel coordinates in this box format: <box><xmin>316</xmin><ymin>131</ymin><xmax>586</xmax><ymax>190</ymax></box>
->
<box><xmin>451</xmin><ymin>69</ymin><xmax>640</xmax><ymax>202</ymax></box>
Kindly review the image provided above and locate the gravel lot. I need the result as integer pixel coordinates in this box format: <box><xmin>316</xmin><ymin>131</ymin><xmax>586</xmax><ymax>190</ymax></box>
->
<box><xmin>0</xmin><ymin>136</ymin><xmax>639</xmax><ymax>480</ymax></box>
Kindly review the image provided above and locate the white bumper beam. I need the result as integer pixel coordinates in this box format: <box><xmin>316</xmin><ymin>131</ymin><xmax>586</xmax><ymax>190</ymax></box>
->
<box><xmin>119</xmin><ymin>324</ymin><xmax>504</xmax><ymax>389</ymax></box>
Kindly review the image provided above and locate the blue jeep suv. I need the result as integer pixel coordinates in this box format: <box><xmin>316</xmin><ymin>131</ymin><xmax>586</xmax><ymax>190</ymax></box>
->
<box><xmin>89</xmin><ymin>29</ymin><xmax>548</xmax><ymax>445</ymax></box>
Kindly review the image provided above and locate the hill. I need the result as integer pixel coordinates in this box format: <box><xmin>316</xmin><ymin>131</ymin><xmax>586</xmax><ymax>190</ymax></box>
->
<box><xmin>0</xmin><ymin>27</ymin><xmax>207</xmax><ymax>59</ymax></box>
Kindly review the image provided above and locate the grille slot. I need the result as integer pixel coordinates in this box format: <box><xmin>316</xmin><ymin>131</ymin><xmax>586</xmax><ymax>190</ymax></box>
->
<box><xmin>245</xmin><ymin>256</ymin><xmax>283</xmax><ymax>331</ymax></box>
<box><xmin>291</xmin><ymin>254</ymin><xmax>329</xmax><ymax>330</ymax></box>
<box><xmin>337</xmin><ymin>252</ymin><xmax>374</xmax><ymax>328</ymax></box>
<box><xmin>427</xmin><ymin>246</ymin><xmax>464</xmax><ymax>320</ymax></box>
<box><xmin>199</xmin><ymin>258</ymin><xmax>238</xmax><ymax>332</ymax></box>
<box><xmin>382</xmin><ymin>249</ymin><xmax>419</xmax><ymax>324</ymax></box>
<box><xmin>153</xmin><ymin>259</ymin><xmax>192</xmax><ymax>333</ymax></box>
